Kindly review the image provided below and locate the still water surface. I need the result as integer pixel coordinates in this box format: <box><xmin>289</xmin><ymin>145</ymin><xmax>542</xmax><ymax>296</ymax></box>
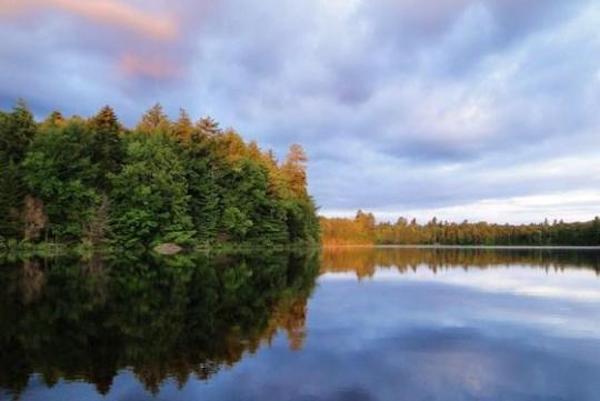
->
<box><xmin>1</xmin><ymin>247</ymin><xmax>600</xmax><ymax>401</ymax></box>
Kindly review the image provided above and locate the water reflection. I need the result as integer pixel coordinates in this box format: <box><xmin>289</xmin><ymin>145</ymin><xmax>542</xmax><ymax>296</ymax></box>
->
<box><xmin>0</xmin><ymin>251</ymin><xmax>319</xmax><ymax>399</ymax></box>
<box><xmin>1</xmin><ymin>247</ymin><xmax>600</xmax><ymax>401</ymax></box>
<box><xmin>322</xmin><ymin>246</ymin><xmax>600</xmax><ymax>277</ymax></box>
<box><xmin>313</xmin><ymin>247</ymin><xmax>600</xmax><ymax>401</ymax></box>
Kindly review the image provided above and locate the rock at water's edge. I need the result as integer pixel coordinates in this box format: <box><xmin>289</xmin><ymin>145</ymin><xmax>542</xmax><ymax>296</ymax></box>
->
<box><xmin>153</xmin><ymin>243</ymin><xmax>183</xmax><ymax>255</ymax></box>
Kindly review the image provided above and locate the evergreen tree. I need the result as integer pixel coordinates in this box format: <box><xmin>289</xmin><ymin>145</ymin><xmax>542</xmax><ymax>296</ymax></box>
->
<box><xmin>40</xmin><ymin>110</ymin><xmax>65</xmax><ymax>129</ymax></box>
<box><xmin>282</xmin><ymin>144</ymin><xmax>308</xmax><ymax>198</ymax></box>
<box><xmin>137</xmin><ymin>103</ymin><xmax>171</xmax><ymax>135</ymax></box>
<box><xmin>89</xmin><ymin>105</ymin><xmax>123</xmax><ymax>187</ymax></box>
<box><xmin>196</xmin><ymin>116</ymin><xmax>220</xmax><ymax>137</ymax></box>
<box><xmin>184</xmin><ymin>135</ymin><xmax>220</xmax><ymax>244</ymax></box>
<box><xmin>173</xmin><ymin>108</ymin><xmax>193</xmax><ymax>144</ymax></box>
<box><xmin>0</xmin><ymin>100</ymin><xmax>36</xmax><ymax>164</ymax></box>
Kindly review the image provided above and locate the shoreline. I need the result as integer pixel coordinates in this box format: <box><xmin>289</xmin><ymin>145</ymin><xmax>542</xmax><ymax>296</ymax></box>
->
<box><xmin>322</xmin><ymin>244</ymin><xmax>600</xmax><ymax>250</ymax></box>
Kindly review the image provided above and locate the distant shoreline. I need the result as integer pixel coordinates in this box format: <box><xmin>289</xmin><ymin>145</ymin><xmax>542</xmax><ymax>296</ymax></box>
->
<box><xmin>322</xmin><ymin>244</ymin><xmax>600</xmax><ymax>250</ymax></box>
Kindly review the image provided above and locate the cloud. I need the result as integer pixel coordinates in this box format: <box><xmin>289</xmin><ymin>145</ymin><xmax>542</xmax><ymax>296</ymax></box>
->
<box><xmin>165</xmin><ymin>269</ymin><xmax>600</xmax><ymax>401</ymax></box>
<box><xmin>0</xmin><ymin>0</ymin><xmax>599</xmax><ymax>222</ymax></box>
<box><xmin>0</xmin><ymin>0</ymin><xmax>178</xmax><ymax>40</ymax></box>
<box><xmin>119</xmin><ymin>53</ymin><xmax>181</xmax><ymax>80</ymax></box>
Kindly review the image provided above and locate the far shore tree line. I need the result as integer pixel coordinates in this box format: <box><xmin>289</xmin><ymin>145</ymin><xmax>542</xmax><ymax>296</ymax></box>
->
<box><xmin>321</xmin><ymin>210</ymin><xmax>600</xmax><ymax>246</ymax></box>
<box><xmin>0</xmin><ymin>101</ymin><xmax>319</xmax><ymax>250</ymax></box>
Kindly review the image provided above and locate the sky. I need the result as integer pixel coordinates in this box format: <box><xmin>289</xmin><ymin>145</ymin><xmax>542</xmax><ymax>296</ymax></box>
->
<box><xmin>1</xmin><ymin>0</ymin><xmax>599</xmax><ymax>223</ymax></box>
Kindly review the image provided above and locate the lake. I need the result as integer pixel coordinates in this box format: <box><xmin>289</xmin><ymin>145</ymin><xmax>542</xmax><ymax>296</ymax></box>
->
<box><xmin>1</xmin><ymin>247</ymin><xmax>600</xmax><ymax>401</ymax></box>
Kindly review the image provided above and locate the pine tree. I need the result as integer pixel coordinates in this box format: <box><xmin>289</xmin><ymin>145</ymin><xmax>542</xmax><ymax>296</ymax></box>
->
<box><xmin>137</xmin><ymin>103</ymin><xmax>171</xmax><ymax>134</ymax></box>
<box><xmin>89</xmin><ymin>105</ymin><xmax>123</xmax><ymax>186</ymax></box>
<box><xmin>0</xmin><ymin>100</ymin><xmax>36</xmax><ymax>163</ymax></box>
<box><xmin>173</xmin><ymin>109</ymin><xmax>193</xmax><ymax>144</ymax></box>
<box><xmin>184</xmin><ymin>139</ymin><xmax>221</xmax><ymax>244</ymax></box>
<box><xmin>282</xmin><ymin>144</ymin><xmax>308</xmax><ymax>198</ymax></box>
<box><xmin>41</xmin><ymin>111</ymin><xmax>65</xmax><ymax>129</ymax></box>
<box><xmin>196</xmin><ymin>116</ymin><xmax>220</xmax><ymax>137</ymax></box>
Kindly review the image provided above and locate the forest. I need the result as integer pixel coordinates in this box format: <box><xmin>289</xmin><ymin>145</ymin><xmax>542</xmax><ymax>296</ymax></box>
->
<box><xmin>3</xmin><ymin>100</ymin><xmax>599</xmax><ymax>251</ymax></box>
<box><xmin>0</xmin><ymin>101</ymin><xmax>319</xmax><ymax>251</ymax></box>
<box><xmin>321</xmin><ymin>210</ymin><xmax>600</xmax><ymax>246</ymax></box>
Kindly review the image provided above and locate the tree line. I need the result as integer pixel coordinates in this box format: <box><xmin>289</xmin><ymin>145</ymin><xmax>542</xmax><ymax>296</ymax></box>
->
<box><xmin>0</xmin><ymin>101</ymin><xmax>320</xmax><ymax>250</ymax></box>
<box><xmin>321</xmin><ymin>210</ymin><xmax>600</xmax><ymax>246</ymax></box>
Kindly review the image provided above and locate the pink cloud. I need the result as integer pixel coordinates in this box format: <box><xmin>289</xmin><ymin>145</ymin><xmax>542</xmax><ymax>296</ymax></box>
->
<box><xmin>0</xmin><ymin>1</ymin><xmax>29</xmax><ymax>16</ymax></box>
<box><xmin>0</xmin><ymin>0</ymin><xmax>178</xmax><ymax>40</ymax></box>
<box><xmin>118</xmin><ymin>53</ymin><xmax>181</xmax><ymax>80</ymax></box>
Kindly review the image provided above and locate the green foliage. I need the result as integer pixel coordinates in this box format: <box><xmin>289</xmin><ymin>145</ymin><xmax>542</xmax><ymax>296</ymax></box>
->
<box><xmin>184</xmin><ymin>136</ymin><xmax>220</xmax><ymax>243</ymax></box>
<box><xmin>284</xmin><ymin>198</ymin><xmax>320</xmax><ymax>245</ymax></box>
<box><xmin>109</xmin><ymin>133</ymin><xmax>194</xmax><ymax>249</ymax></box>
<box><xmin>0</xmin><ymin>102</ymin><xmax>319</xmax><ymax>249</ymax></box>
<box><xmin>88</xmin><ymin>105</ymin><xmax>124</xmax><ymax>186</ymax></box>
<box><xmin>0</xmin><ymin>100</ymin><xmax>36</xmax><ymax>164</ymax></box>
<box><xmin>218</xmin><ymin>158</ymin><xmax>286</xmax><ymax>244</ymax></box>
<box><xmin>0</xmin><ymin>160</ymin><xmax>26</xmax><ymax>240</ymax></box>
<box><xmin>22</xmin><ymin>120</ymin><xmax>101</xmax><ymax>241</ymax></box>
<box><xmin>0</xmin><ymin>102</ymin><xmax>37</xmax><ymax>241</ymax></box>
<box><xmin>181</xmin><ymin>125</ymin><xmax>318</xmax><ymax>247</ymax></box>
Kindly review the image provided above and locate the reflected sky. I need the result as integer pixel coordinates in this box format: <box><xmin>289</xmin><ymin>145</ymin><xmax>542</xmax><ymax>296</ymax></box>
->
<box><xmin>4</xmin><ymin>247</ymin><xmax>600</xmax><ymax>401</ymax></box>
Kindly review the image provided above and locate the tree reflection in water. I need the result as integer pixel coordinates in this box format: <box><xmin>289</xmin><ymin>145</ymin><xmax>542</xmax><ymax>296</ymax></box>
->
<box><xmin>2</xmin><ymin>246</ymin><xmax>600</xmax><ymax>400</ymax></box>
<box><xmin>321</xmin><ymin>246</ymin><xmax>600</xmax><ymax>278</ymax></box>
<box><xmin>0</xmin><ymin>250</ymin><xmax>319</xmax><ymax>398</ymax></box>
